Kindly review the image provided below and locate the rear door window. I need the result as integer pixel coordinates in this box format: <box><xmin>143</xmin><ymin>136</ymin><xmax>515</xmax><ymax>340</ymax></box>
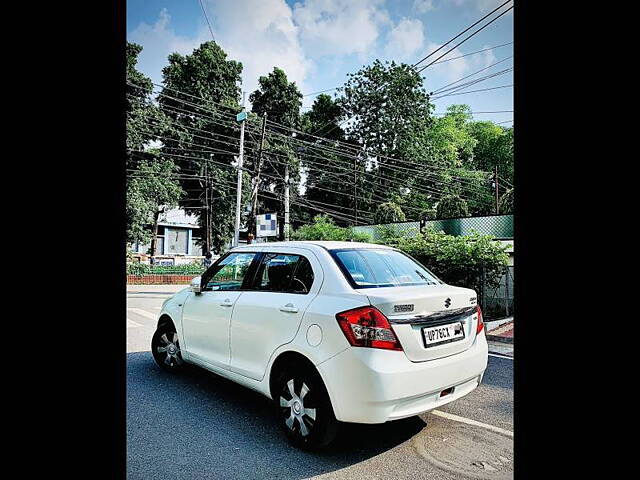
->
<box><xmin>251</xmin><ymin>253</ymin><xmax>315</xmax><ymax>294</ymax></box>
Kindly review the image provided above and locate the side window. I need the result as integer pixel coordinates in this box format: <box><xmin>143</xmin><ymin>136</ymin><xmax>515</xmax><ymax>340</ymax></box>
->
<box><xmin>290</xmin><ymin>256</ymin><xmax>314</xmax><ymax>294</ymax></box>
<box><xmin>254</xmin><ymin>254</ymin><xmax>299</xmax><ymax>292</ymax></box>
<box><xmin>203</xmin><ymin>252</ymin><xmax>257</xmax><ymax>291</ymax></box>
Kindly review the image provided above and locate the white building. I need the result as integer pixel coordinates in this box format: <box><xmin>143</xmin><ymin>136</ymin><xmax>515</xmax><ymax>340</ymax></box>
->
<box><xmin>130</xmin><ymin>208</ymin><xmax>205</xmax><ymax>265</ymax></box>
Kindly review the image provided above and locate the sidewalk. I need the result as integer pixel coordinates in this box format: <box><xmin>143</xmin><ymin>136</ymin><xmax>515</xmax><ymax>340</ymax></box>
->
<box><xmin>485</xmin><ymin>317</ymin><xmax>514</xmax><ymax>357</ymax></box>
<box><xmin>486</xmin><ymin>318</ymin><xmax>513</xmax><ymax>344</ymax></box>
<box><xmin>127</xmin><ymin>284</ymin><xmax>187</xmax><ymax>294</ymax></box>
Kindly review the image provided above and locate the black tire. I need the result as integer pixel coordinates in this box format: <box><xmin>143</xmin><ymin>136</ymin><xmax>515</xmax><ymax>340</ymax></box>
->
<box><xmin>151</xmin><ymin>323</ymin><xmax>186</xmax><ymax>373</ymax></box>
<box><xmin>275</xmin><ymin>364</ymin><xmax>339</xmax><ymax>449</ymax></box>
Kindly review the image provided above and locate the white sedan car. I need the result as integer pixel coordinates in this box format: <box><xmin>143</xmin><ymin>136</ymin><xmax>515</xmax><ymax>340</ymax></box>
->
<box><xmin>152</xmin><ymin>241</ymin><xmax>488</xmax><ymax>448</ymax></box>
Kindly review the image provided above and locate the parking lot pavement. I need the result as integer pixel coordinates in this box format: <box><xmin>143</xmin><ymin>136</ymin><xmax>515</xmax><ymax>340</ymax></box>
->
<box><xmin>127</xmin><ymin>288</ymin><xmax>513</xmax><ymax>479</ymax></box>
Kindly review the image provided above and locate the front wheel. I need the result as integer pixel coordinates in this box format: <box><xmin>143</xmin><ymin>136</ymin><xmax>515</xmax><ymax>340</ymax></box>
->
<box><xmin>276</xmin><ymin>365</ymin><xmax>339</xmax><ymax>449</ymax></box>
<box><xmin>151</xmin><ymin>324</ymin><xmax>185</xmax><ymax>373</ymax></box>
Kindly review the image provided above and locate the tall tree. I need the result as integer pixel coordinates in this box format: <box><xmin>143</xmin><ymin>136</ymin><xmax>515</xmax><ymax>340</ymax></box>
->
<box><xmin>126</xmin><ymin>153</ymin><xmax>183</xmax><ymax>255</ymax></box>
<box><xmin>126</xmin><ymin>42</ymin><xmax>181</xmax><ymax>249</ymax></box>
<box><xmin>337</xmin><ymin>60</ymin><xmax>434</xmax><ymax>215</ymax></box>
<box><xmin>299</xmin><ymin>94</ymin><xmax>358</xmax><ymax>226</ymax></box>
<box><xmin>248</xmin><ymin>68</ymin><xmax>303</xmax><ymax>238</ymax></box>
<box><xmin>158</xmin><ymin>41</ymin><xmax>246</xmax><ymax>254</ymax></box>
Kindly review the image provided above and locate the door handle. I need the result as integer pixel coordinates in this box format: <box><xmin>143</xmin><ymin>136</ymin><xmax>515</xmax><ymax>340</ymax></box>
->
<box><xmin>220</xmin><ymin>299</ymin><xmax>233</xmax><ymax>307</ymax></box>
<box><xmin>280</xmin><ymin>303</ymin><xmax>299</xmax><ymax>313</ymax></box>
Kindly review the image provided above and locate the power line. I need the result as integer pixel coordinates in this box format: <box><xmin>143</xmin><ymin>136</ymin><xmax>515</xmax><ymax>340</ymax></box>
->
<box><xmin>433</xmin><ymin>110</ymin><xmax>513</xmax><ymax>115</ymax></box>
<box><xmin>431</xmin><ymin>84</ymin><xmax>513</xmax><ymax>99</ymax></box>
<box><xmin>198</xmin><ymin>0</ymin><xmax>216</xmax><ymax>42</ymax></box>
<box><xmin>430</xmin><ymin>42</ymin><xmax>513</xmax><ymax>65</ymax></box>
<box><xmin>432</xmin><ymin>68</ymin><xmax>513</xmax><ymax>97</ymax></box>
<box><xmin>430</xmin><ymin>56</ymin><xmax>513</xmax><ymax>94</ymax></box>
<box><xmin>417</xmin><ymin>4</ymin><xmax>513</xmax><ymax>73</ymax></box>
<box><xmin>412</xmin><ymin>0</ymin><xmax>512</xmax><ymax>68</ymax></box>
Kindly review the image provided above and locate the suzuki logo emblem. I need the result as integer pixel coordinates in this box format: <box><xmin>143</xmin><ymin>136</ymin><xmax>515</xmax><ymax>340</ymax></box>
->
<box><xmin>444</xmin><ymin>298</ymin><xmax>451</xmax><ymax>308</ymax></box>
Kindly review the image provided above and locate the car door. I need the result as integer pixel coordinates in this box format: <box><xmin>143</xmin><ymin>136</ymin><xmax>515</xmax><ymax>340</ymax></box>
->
<box><xmin>229</xmin><ymin>249</ymin><xmax>323</xmax><ymax>381</ymax></box>
<box><xmin>181</xmin><ymin>251</ymin><xmax>259</xmax><ymax>368</ymax></box>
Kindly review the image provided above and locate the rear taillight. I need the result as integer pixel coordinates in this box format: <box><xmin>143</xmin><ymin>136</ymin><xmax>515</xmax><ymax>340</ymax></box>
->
<box><xmin>336</xmin><ymin>306</ymin><xmax>403</xmax><ymax>351</ymax></box>
<box><xmin>476</xmin><ymin>305</ymin><xmax>484</xmax><ymax>334</ymax></box>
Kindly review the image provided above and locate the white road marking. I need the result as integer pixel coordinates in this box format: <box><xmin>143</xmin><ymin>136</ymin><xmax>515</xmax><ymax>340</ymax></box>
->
<box><xmin>489</xmin><ymin>353</ymin><xmax>513</xmax><ymax>360</ymax></box>
<box><xmin>431</xmin><ymin>410</ymin><xmax>514</xmax><ymax>438</ymax></box>
<box><xmin>127</xmin><ymin>318</ymin><xmax>143</xmax><ymax>328</ymax></box>
<box><xmin>127</xmin><ymin>308</ymin><xmax>158</xmax><ymax>321</ymax></box>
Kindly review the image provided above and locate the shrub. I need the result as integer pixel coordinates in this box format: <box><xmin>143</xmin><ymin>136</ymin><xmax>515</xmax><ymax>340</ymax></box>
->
<box><xmin>393</xmin><ymin>229</ymin><xmax>509</xmax><ymax>296</ymax></box>
<box><xmin>291</xmin><ymin>215</ymin><xmax>372</xmax><ymax>242</ymax></box>
<box><xmin>436</xmin><ymin>194</ymin><xmax>469</xmax><ymax>219</ymax></box>
<box><xmin>126</xmin><ymin>262</ymin><xmax>205</xmax><ymax>276</ymax></box>
<box><xmin>373</xmin><ymin>201</ymin><xmax>406</xmax><ymax>224</ymax></box>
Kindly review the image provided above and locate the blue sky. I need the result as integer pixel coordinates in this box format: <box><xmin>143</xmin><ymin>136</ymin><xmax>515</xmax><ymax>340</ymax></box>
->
<box><xmin>127</xmin><ymin>0</ymin><xmax>513</xmax><ymax>126</ymax></box>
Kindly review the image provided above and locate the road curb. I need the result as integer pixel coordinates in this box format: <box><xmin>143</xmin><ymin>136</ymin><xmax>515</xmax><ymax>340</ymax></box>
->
<box><xmin>486</xmin><ymin>334</ymin><xmax>513</xmax><ymax>344</ymax></box>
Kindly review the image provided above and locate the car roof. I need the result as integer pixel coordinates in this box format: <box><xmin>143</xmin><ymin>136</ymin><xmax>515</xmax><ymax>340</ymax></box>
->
<box><xmin>232</xmin><ymin>240</ymin><xmax>393</xmax><ymax>252</ymax></box>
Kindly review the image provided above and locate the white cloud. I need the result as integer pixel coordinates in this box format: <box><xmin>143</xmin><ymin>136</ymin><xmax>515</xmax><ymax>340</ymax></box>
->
<box><xmin>129</xmin><ymin>2</ymin><xmax>314</xmax><ymax>104</ymax></box>
<box><xmin>207</xmin><ymin>0</ymin><xmax>312</xmax><ymax>99</ymax></box>
<box><xmin>128</xmin><ymin>9</ymin><xmax>209</xmax><ymax>87</ymax></box>
<box><xmin>413</xmin><ymin>0</ymin><xmax>435</xmax><ymax>13</ymax></box>
<box><xmin>292</xmin><ymin>0</ymin><xmax>390</xmax><ymax>57</ymax></box>
<box><xmin>385</xmin><ymin>19</ymin><xmax>425</xmax><ymax>60</ymax></box>
<box><xmin>448</xmin><ymin>0</ymin><xmax>514</xmax><ymax>13</ymax></box>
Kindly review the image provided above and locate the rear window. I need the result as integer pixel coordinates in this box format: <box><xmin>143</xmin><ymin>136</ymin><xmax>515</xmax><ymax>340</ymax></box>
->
<box><xmin>331</xmin><ymin>249</ymin><xmax>441</xmax><ymax>289</ymax></box>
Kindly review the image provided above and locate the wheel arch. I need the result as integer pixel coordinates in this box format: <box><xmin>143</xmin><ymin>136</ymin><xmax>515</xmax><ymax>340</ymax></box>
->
<box><xmin>157</xmin><ymin>313</ymin><xmax>175</xmax><ymax>330</ymax></box>
<box><xmin>268</xmin><ymin>350</ymin><xmax>321</xmax><ymax>401</ymax></box>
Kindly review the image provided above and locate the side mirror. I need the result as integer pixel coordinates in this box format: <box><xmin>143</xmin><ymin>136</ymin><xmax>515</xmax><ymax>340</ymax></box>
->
<box><xmin>190</xmin><ymin>276</ymin><xmax>202</xmax><ymax>294</ymax></box>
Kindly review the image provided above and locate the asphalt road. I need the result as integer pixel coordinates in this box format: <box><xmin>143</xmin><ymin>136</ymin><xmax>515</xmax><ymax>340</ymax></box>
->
<box><xmin>127</xmin><ymin>287</ymin><xmax>514</xmax><ymax>480</ymax></box>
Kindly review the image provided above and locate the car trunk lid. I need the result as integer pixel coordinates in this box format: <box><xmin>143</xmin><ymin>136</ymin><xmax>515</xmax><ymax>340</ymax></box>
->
<box><xmin>365</xmin><ymin>285</ymin><xmax>480</xmax><ymax>362</ymax></box>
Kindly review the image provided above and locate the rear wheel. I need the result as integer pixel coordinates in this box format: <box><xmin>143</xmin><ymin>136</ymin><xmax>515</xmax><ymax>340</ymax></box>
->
<box><xmin>275</xmin><ymin>365</ymin><xmax>339</xmax><ymax>449</ymax></box>
<box><xmin>151</xmin><ymin>323</ymin><xmax>185</xmax><ymax>373</ymax></box>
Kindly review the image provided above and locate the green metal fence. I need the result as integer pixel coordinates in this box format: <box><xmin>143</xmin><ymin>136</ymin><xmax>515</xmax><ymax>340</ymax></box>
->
<box><xmin>353</xmin><ymin>214</ymin><xmax>514</xmax><ymax>240</ymax></box>
<box><xmin>481</xmin><ymin>265</ymin><xmax>514</xmax><ymax>320</ymax></box>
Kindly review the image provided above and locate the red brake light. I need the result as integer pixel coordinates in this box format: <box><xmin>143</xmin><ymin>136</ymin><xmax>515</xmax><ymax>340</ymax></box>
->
<box><xmin>336</xmin><ymin>306</ymin><xmax>403</xmax><ymax>351</ymax></box>
<box><xmin>476</xmin><ymin>305</ymin><xmax>484</xmax><ymax>334</ymax></box>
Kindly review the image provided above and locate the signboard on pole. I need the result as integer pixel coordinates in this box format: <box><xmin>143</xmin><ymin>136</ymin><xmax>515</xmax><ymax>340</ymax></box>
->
<box><xmin>256</xmin><ymin>213</ymin><xmax>278</xmax><ymax>237</ymax></box>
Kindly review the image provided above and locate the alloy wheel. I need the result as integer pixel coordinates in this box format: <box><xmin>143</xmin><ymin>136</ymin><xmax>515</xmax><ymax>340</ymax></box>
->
<box><xmin>280</xmin><ymin>379</ymin><xmax>317</xmax><ymax>437</ymax></box>
<box><xmin>155</xmin><ymin>332</ymin><xmax>183</xmax><ymax>368</ymax></box>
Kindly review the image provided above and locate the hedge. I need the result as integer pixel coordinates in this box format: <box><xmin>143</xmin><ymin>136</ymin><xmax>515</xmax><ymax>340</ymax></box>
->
<box><xmin>126</xmin><ymin>263</ymin><xmax>206</xmax><ymax>276</ymax></box>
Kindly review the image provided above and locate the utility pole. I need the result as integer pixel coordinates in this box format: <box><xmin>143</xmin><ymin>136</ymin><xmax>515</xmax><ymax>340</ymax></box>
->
<box><xmin>233</xmin><ymin>92</ymin><xmax>247</xmax><ymax>247</ymax></box>
<box><xmin>353</xmin><ymin>156</ymin><xmax>358</xmax><ymax>226</ymax></box>
<box><xmin>204</xmin><ymin>162</ymin><xmax>210</xmax><ymax>254</ymax></box>
<box><xmin>284</xmin><ymin>163</ymin><xmax>290</xmax><ymax>241</ymax></box>
<box><xmin>249</xmin><ymin>112</ymin><xmax>267</xmax><ymax>242</ymax></box>
<box><xmin>494</xmin><ymin>165</ymin><xmax>499</xmax><ymax>215</ymax></box>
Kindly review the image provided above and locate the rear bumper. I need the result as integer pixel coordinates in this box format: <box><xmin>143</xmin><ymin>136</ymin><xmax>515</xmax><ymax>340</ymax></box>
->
<box><xmin>317</xmin><ymin>331</ymin><xmax>488</xmax><ymax>424</ymax></box>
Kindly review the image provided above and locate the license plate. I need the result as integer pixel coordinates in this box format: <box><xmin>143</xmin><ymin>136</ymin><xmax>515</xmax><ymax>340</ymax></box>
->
<box><xmin>422</xmin><ymin>322</ymin><xmax>465</xmax><ymax>347</ymax></box>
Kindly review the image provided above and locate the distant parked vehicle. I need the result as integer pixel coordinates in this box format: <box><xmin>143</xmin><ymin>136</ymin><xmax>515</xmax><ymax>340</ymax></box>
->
<box><xmin>151</xmin><ymin>241</ymin><xmax>488</xmax><ymax>449</ymax></box>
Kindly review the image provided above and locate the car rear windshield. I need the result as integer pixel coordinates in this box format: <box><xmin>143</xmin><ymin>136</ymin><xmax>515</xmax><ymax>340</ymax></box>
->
<box><xmin>331</xmin><ymin>249</ymin><xmax>442</xmax><ymax>289</ymax></box>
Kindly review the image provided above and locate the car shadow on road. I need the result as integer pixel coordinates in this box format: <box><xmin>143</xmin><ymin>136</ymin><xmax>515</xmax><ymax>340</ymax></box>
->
<box><xmin>127</xmin><ymin>352</ymin><xmax>426</xmax><ymax>480</ymax></box>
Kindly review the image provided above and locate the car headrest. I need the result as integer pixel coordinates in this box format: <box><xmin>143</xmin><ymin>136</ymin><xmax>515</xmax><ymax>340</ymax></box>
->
<box><xmin>267</xmin><ymin>263</ymin><xmax>293</xmax><ymax>290</ymax></box>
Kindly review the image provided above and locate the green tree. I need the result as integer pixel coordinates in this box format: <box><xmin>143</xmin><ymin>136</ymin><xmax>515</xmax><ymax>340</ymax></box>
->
<box><xmin>374</xmin><ymin>201</ymin><xmax>406</xmax><ymax>224</ymax></box>
<box><xmin>337</xmin><ymin>60</ymin><xmax>434</xmax><ymax>214</ymax></box>
<box><xmin>467</xmin><ymin>121</ymin><xmax>514</xmax><ymax>185</ymax></box>
<box><xmin>499</xmin><ymin>188</ymin><xmax>514</xmax><ymax>214</ymax></box>
<box><xmin>158</xmin><ymin>41</ymin><xmax>244</xmax><ymax>254</ymax></box>
<box><xmin>299</xmin><ymin>94</ymin><xmax>358</xmax><ymax>226</ymax></box>
<box><xmin>126</xmin><ymin>153</ymin><xmax>183</xmax><ymax>256</ymax></box>
<box><xmin>436</xmin><ymin>194</ymin><xmax>469</xmax><ymax>219</ymax></box>
<box><xmin>291</xmin><ymin>215</ymin><xmax>371</xmax><ymax>242</ymax></box>
<box><xmin>249</xmin><ymin>68</ymin><xmax>303</xmax><ymax>237</ymax></box>
<box><xmin>126</xmin><ymin>43</ymin><xmax>181</xmax><ymax>249</ymax></box>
